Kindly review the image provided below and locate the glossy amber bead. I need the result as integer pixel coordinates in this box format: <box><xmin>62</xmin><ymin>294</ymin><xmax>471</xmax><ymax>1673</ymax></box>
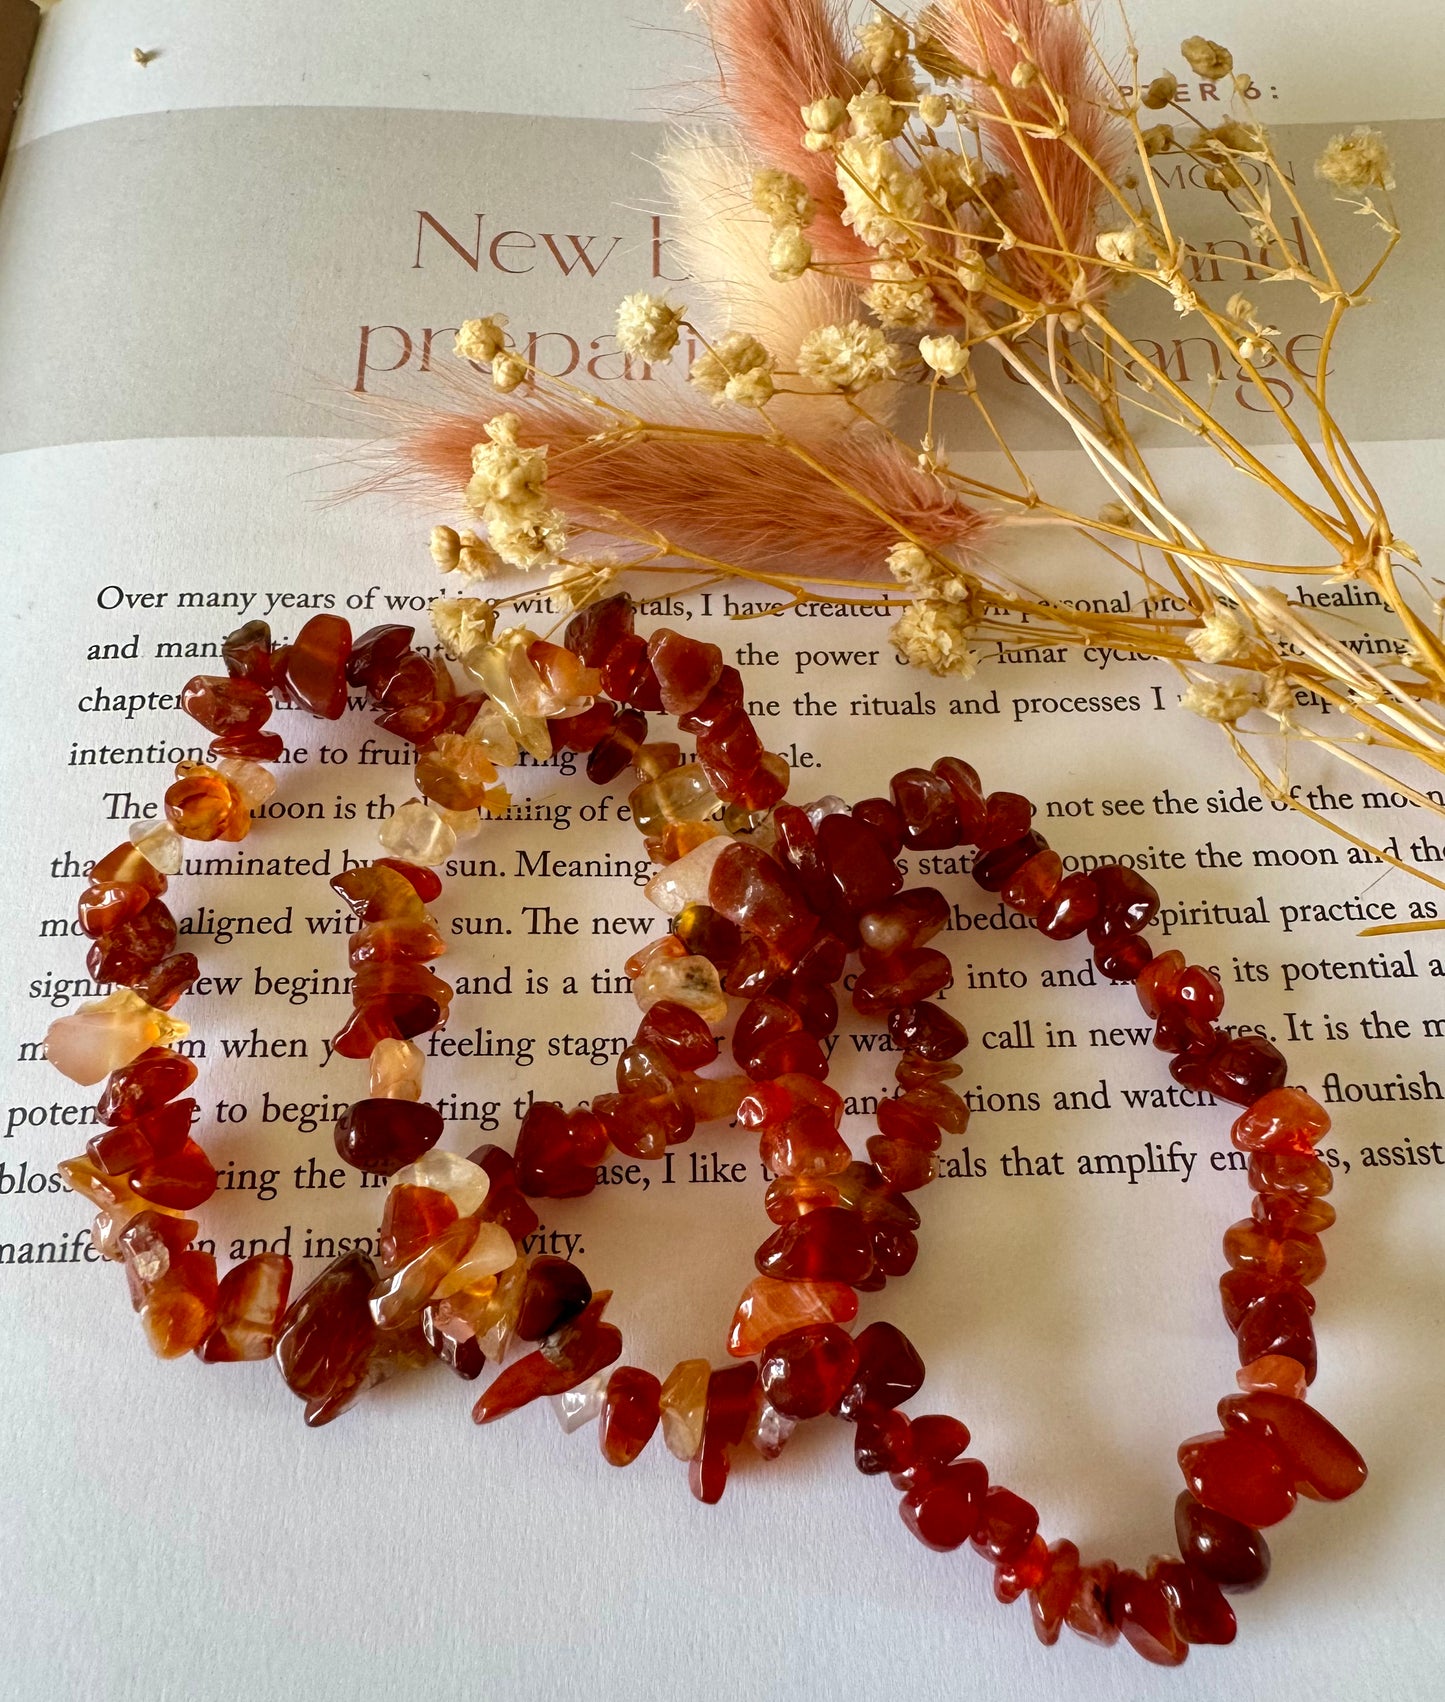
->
<box><xmin>369</xmin><ymin>1214</ymin><xmax>488</xmax><ymax>1329</ymax></box>
<box><xmin>1251</xmin><ymin>1191</ymin><xmax>1335</xmax><ymax>1237</ymax></box>
<box><xmin>973</xmin><ymin>829</ymin><xmax>1048</xmax><ymax>892</ymax></box>
<box><xmin>858</xmin><ymin>888</ymin><xmax>950</xmax><ymax>954</ymax></box>
<box><xmin>1147</xmin><ymin>1557</ymin><xmax>1236</xmax><ymax>1646</ymax></box>
<box><xmin>78</xmin><ymin>879</ymin><xmax>153</xmax><ymax>938</ymax></box>
<box><xmin>1173</xmin><ymin>1490</ymin><xmax>1270</xmax><ymax>1590</ymax></box>
<box><xmin>930</xmin><ymin>756</ymin><xmax>986</xmax><ymax>841</ymax></box>
<box><xmin>222</xmin><ymin>618</ymin><xmax>274</xmax><ymax>685</ymax></box>
<box><xmin>599</xmin><ymin>1366</ymin><xmax>662</xmax><ymax>1466</ymax></box>
<box><xmin>565</xmin><ymin>592</ymin><xmax>635</xmax><ymax>666</ymax></box>
<box><xmin>900</xmin><ymin>1459</ymin><xmax>988</xmax><ymax>1551</ymax></box>
<box><xmin>1089</xmin><ymin>863</ymin><xmax>1160</xmax><ymax>934</ymax></box>
<box><xmin>1028</xmin><ymin>1539</ymin><xmax>1080</xmax><ymax>1646</ymax></box>
<box><xmin>1236</xmin><ymin>1354</ymin><xmax>1308</xmax><ymax>1399</ymax></box>
<box><xmin>600</xmin><ymin>633</ymin><xmax>663</xmax><ymax>709</ymax></box>
<box><xmin>971</xmin><ymin>1486</ymin><xmax>1039</xmax><ymax>1564</ymax></box>
<box><xmin>759</xmin><ymin>1107</ymin><xmax>851</xmax><ymax>1177</ymax></box>
<box><xmin>755</xmin><ymin>1209</ymin><xmax>873</xmax><ymax>1284</ymax></box>
<box><xmin>865</xmin><ymin>1136</ymin><xmax>937</xmax><ymax>1192</ymax></box>
<box><xmin>181</xmin><ymin>675</ymin><xmax>273</xmax><ymax>735</ymax></box>
<box><xmin>346</xmin><ymin>623</ymin><xmax>414</xmax><ymax>686</ymax></box>
<box><xmin>140</xmin><ymin>1247</ymin><xmax>219</xmax><ymax>1359</ymax></box>
<box><xmin>130</xmin><ymin>1137</ymin><xmax>217</xmax><ymax>1210</ymax></box>
<box><xmin>689</xmin><ymin>1362</ymin><xmax>759</xmax><ymax>1504</ymax></box>
<box><xmin>709</xmin><ymin>844</ymin><xmax>815</xmax><ymax>953</ymax></box>
<box><xmin>1218</xmin><ymin>1391</ymin><xmax>1366</xmax><ymax>1501</ymax></box>
<box><xmin>889</xmin><ymin>768</ymin><xmax>960</xmax><ymax>849</ymax></box>
<box><xmin>96</xmin><ymin>1047</ymin><xmax>197</xmax><ymax>1124</ymax></box>
<box><xmin>1178</xmin><ymin>1429</ymin><xmax>1296</xmax><ymax>1527</ymax></box>
<box><xmin>1231</xmin><ymin>1086</ymin><xmax>1330</xmax><ymax>1154</ymax></box>
<box><xmin>1223</xmin><ymin>1219</ymin><xmax>1326</xmax><ymax>1285</ymax></box>
<box><xmin>197</xmin><ymin>1253</ymin><xmax>293</xmax><ymax>1362</ymax></box>
<box><xmin>1065</xmin><ymin>1561</ymin><xmax>1119</xmax><ymax>1645</ymax></box>
<box><xmin>276</xmin><ymin>613</ymin><xmax>351</xmax><ymax>718</ymax></box>
<box><xmin>1036</xmin><ymin>872</ymin><xmax>1100</xmax><ymax>940</ymax></box>
<box><xmin>1001</xmin><ymin>849</ymin><xmax>1062</xmax><ymax>917</ymax></box>
<box><xmin>1173</xmin><ymin>1031</ymin><xmax>1288</xmax><ymax>1105</ymax></box>
<box><xmin>887</xmin><ymin>1001</ymin><xmax>968</xmax><ymax>1059</ymax></box>
<box><xmin>133</xmin><ymin>952</ymin><xmax>200</xmax><ymax>1011</ymax></box>
<box><xmin>1219</xmin><ymin>1267</ymin><xmax>1315</xmax><ymax>1333</ymax></box>
<box><xmin>853</xmin><ymin>947</ymin><xmax>953</xmax><ymax>1016</ymax></box>
<box><xmin>87</xmin><ymin>1096</ymin><xmax>194</xmax><ymax>1174</ymax></box>
<box><xmin>890</xmin><ymin>1413</ymin><xmax>971</xmax><ymax>1490</ymax></box>
<box><xmin>472</xmin><ymin>1295</ymin><xmax>623</xmax><ymax>1423</ymax></box>
<box><xmin>333</xmin><ymin>1097</ymin><xmax>443</xmax><ymax>1174</ymax></box>
<box><xmin>86</xmin><ymin>902</ymin><xmax>179</xmax><ymax>985</ymax></box>
<box><xmin>1109</xmin><ymin>1571</ymin><xmax>1188</xmax><ymax>1666</ymax></box>
<box><xmin>757</xmin><ymin>1323</ymin><xmax>858</xmax><ymax>1420</ymax></box>
<box><xmin>513</xmin><ymin>1100</ymin><xmax>601</xmax><ymax>1198</ymax></box>
<box><xmin>165</xmin><ymin>767</ymin><xmax>249</xmax><ymax>841</ymax></box>
<box><xmin>727</xmin><ymin>1276</ymin><xmax>858</xmax><ymax>1357</ymax></box>
<box><xmin>277</xmin><ymin>1251</ymin><xmax>382</xmax><ymax>1426</ymax></box>
<box><xmin>659</xmin><ymin>1357</ymin><xmax>710</xmax><ymax>1460</ymax></box>
<box><xmin>995</xmin><ymin>1534</ymin><xmax>1051</xmax><ymax>1603</ymax></box>
<box><xmin>415</xmin><ymin>734</ymin><xmax>498</xmax><ymax>810</ymax></box>
<box><xmin>1232</xmin><ymin>1286</ymin><xmax>1313</xmax><ymax>1382</ymax></box>
<box><xmin>854</xmin><ymin>1409</ymin><xmax>914</xmax><ymax>1475</ymax></box>
<box><xmin>836</xmin><ymin>1320</ymin><xmax>925</xmax><ymax>1419</ymax></box>
<box><xmin>516</xmin><ymin>1257</ymin><xmax>593</xmax><ymax>1341</ymax></box>
<box><xmin>377</xmin><ymin>1182</ymin><xmax>459</xmax><ymax>1272</ymax></box>
<box><xmin>817</xmin><ymin>813</ymin><xmax>902</xmax><ymax>911</ymax></box>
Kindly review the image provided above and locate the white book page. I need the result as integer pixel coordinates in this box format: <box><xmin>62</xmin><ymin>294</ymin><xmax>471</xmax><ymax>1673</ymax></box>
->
<box><xmin>2</xmin><ymin>4</ymin><xmax>1441</xmax><ymax>1699</ymax></box>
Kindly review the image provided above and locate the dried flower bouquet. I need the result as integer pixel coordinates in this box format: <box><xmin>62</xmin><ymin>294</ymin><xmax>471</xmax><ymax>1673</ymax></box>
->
<box><xmin>383</xmin><ymin>0</ymin><xmax>1444</xmax><ymax>907</ymax></box>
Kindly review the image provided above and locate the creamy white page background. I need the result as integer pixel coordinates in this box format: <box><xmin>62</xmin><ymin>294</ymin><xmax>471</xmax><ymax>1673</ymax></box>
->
<box><xmin>1</xmin><ymin>4</ymin><xmax>1442</xmax><ymax>1699</ymax></box>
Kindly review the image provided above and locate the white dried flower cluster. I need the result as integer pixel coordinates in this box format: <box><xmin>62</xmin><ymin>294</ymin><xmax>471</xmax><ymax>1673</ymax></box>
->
<box><xmin>855</xmin><ymin>10</ymin><xmax>909</xmax><ymax>76</ymax></box>
<box><xmin>751</xmin><ymin>167</ymin><xmax>815</xmax><ymax>228</ymax></box>
<box><xmin>616</xmin><ymin>292</ymin><xmax>684</xmax><ymax>363</ymax></box>
<box><xmin>918</xmin><ymin>92</ymin><xmax>950</xmax><ymax>129</ymax></box>
<box><xmin>918</xmin><ymin>333</ymin><xmax>970</xmax><ymax>378</ymax></box>
<box><xmin>1261</xmin><ymin>670</ymin><xmax>1297</xmax><ymax>722</ymax></box>
<box><xmin>1315</xmin><ymin>127</ymin><xmax>1395</xmax><ymax>193</ymax></box>
<box><xmin>548</xmin><ymin>560</ymin><xmax>618</xmax><ymax>612</ymax></box>
<box><xmin>917</xmin><ymin>147</ymin><xmax>977</xmax><ymax>212</ymax></box>
<box><xmin>491</xmin><ymin>349</ymin><xmax>528</xmax><ymax>393</ymax></box>
<box><xmin>769</xmin><ymin>225</ymin><xmax>813</xmax><ymax>282</ymax></box>
<box><xmin>864</xmin><ymin>259</ymin><xmax>934</xmax><ymax>327</ymax></box>
<box><xmin>1142</xmin><ymin>72</ymin><xmax>1178</xmax><ymax>110</ymax></box>
<box><xmin>688</xmin><ymin>332</ymin><xmax>776</xmax><ymax>409</ymax></box>
<box><xmin>430</xmin><ymin>524</ymin><xmax>503</xmax><ymax>579</ymax></box>
<box><xmin>797</xmin><ymin>320</ymin><xmax>898</xmax><ymax>391</ymax></box>
<box><xmin>1186</xmin><ymin>609</ymin><xmax>1253</xmax><ymax>664</ymax></box>
<box><xmin>430</xmin><ymin>596</ymin><xmax>496</xmax><ymax>666</ymax></box>
<box><xmin>890</xmin><ymin>599</ymin><xmax>980</xmax><ymax>677</ymax></box>
<box><xmin>837</xmin><ymin>137</ymin><xmax>926</xmax><ymax>251</ymax></box>
<box><xmin>802</xmin><ymin>96</ymin><xmax>848</xmax><ymax>142</ymax></box>
<box><xmin>848</xmin><ymin>89</ymin><xmax>907</xmax><ymax>141</ymax></box>
<box><xmin>887</xmin><ymin>541</ymin><xmax>973</xmax><ymax>603</ymax></box>
<box><xmin>454</xmin><ymin>315</ymin><xmax>509</xmax><ymax>364</ymax></box>
<box><xmin>1095</xmin><ymin>227</ymin><xmax>1140</xmax><ymax>266</ymax></box>
<box><xmin>1180</xmin><ymin>35</ymin><xmax>1233</xmax><ymax>80</ymax></box>
<box><xmin>1181</xmin><ymin>676</ymin><xmax>1256</xmax><ymax>724</ymax></box>
<box><xmin>465</xmin><ymin>414</ymin><xmax>567</xmax><ymax>570</ymax></box>
<box><xmin>430</xmin><ymin>525</ymin><xmax>462</xmax><ymax>573</ymax></box>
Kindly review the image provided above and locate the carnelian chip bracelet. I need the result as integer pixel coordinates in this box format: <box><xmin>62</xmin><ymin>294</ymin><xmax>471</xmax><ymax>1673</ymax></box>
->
<box><xmin>42</xmin><ymin>599</ymin><xmax>1368</xmax><ymax>1664</ymax></box>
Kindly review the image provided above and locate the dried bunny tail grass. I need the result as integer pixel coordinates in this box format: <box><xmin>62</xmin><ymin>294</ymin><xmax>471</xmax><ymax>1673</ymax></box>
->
<box><xmin>933</xmin><ymin>0</ymin><xmax>1127</xmax><ymax>299</ymax></box>
<box><xmin>698</xmin><ymin>0</ymin><xmax>873</xmax><ymax>269</ymax></box>
<box><xmin>657</xmin><ymin>133</ymin><xmax>893</xmax><ymax>430</ymax></box>
<box><xmin>366</xmin><ymin>381</ymin><xmax>990</xmax><ymax>577</ymax></box>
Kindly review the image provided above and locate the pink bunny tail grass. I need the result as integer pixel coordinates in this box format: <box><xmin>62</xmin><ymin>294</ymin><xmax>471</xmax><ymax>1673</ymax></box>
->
<box><xmin>933</xmin><ymin>0</ymin><xmax>1127</xmax><ymax>301</ymax></box>
<box><xmin>368</xmin><ymin>387</ymin><xmax>991</xmax><ymax>581</ymax></box>
<box><xmin>700</xmin><ymin>0</ymin><xmax>874</xmax><ymax>273</ymax></box>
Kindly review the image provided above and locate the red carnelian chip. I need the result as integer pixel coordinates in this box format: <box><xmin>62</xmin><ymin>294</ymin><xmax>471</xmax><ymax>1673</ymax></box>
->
<box><xmin>599</xmin><ymin>1366</ymin><xmax>662</xmax><ymax>1466</ymax></box>
<box><xmin>277</xmin><ymin>614</ymin><xmax>351</xmax><ymax>718</ymax></box>
<box><xmin>130</xmin><ymin>1137</ymin><xmax>218</xmax><ymax>1210</ymax></box>
<box><xmin>758</xmin><ymin>1323</ymin><xmax>859</xmax><ymax>1420</ymax></box>
<box><xmin>334</xmin><ymin>1097</ymin><xmax>444</xmax><ymax>1174</ymax></box>
<box><xmin>87</xmin><ymin>1097</ymin><xmax>196</xmax><ymax>1173</ymax></box>
<box><xmin>836</xmin><ymin>1321</ymin><xmax>925</xmax><ymax>1419</ymax></box>
<box><xmin>1178</xmin><ymin>1429</ymin><xmax>1296</xmax><ymax>1527</ymax></box>
<box><xmin>96</xmin><ymin>1047</ymin><xmax>198</xmax><ymax>1124</ymax></box>
<box><xmin>688</xmin><ymin>1362</ymin><xmax>758</xmax><ymax>1504</ymax></box>
<box><xmin>1173</xmin><ymin>1491</ymin><xmax>1270</xmax><ymax>1590</ymax></box>
<box><xmin>755</xmin><ymin>1209</ymin><xmax>874</xmax><ymax>1285</ymax></box>
<box><xmin>900</xmin><ymin>1459</ymin><xmax>988</xmax><ymax>1551</ymax></box>
<box><xmin>132</xmin><ymin>952</ymin><xmax>201</xmax><ymax>1011</ymax></box>
<box><xmin>1109</xmin><ymin>1570</ymin><xmax>1188</xmax><ymax>1666</ymax></box>
<box><xmin>1218</xmin><ymin>1391</ymin><xmax>1366</xmax><ymax>1501</ymax></box>
<box><xmin>378</xmin><ymin>1183</ymin><xmax>459</xmax><ymax>1272</ymax></box>
<box><xmin>181</xmin><ymin>675</ymin><xmax>273</xmax><ymax>735</ymax></box>
<box><xmin>1146</xmin><ymin>1557</ymin><xmax>1236</xmax><ymax>1646</ymax></box>
<box><xmin>222</xmin><ymin>620</ymin><xmax>273</xmax><ymax>685</ymax></box>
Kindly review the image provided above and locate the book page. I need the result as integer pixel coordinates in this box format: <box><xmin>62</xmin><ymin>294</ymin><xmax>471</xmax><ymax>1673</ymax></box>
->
<box><xmin>2</xmin><ymin>3</ymin><xmax>1441</xmax><ymax>1698</ymax></box>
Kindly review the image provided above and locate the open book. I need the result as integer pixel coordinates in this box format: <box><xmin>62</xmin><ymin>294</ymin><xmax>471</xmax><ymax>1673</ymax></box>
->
<box><xmin>1</xmin><ymin>1</ymin><xmax>1439</xmax><ymax>1694</ymax></box>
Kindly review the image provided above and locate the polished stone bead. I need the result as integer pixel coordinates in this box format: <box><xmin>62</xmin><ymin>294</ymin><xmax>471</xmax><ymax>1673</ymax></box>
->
<box><xmin>210</xmin><ymin>727</ymin><xmax>286</xmax><ymax>762</ymax></box>
<box><xmin>1001</xmin><ymin>849</ymin><xmax>1062</xmax><ymax>917</ymax></box>
<box><xmin>334</xmin><ymin>1097</ymin><xmax>443</xmax><ymax>1174</ymax></box>
<box><xmin>1236</xmin><ymin>1354</ymin><xmax>1308</xmax><ymax>1399</ymax></box>
<box><xmin>757</xmin><ymin>1323</ymin><xmax>859</xmax><ymax>1420</ymax></box>
<box><xmin>1028</xmin><ymin>1540</ymin><xmax>1081</xmax><ymax>1646</ymax></box>
<box><xmin>900</xmin><ymin>1459</ymin><xmax>988</xmax><ymax>1551</ymax></box>
<box><xmin>599</xmin><ymin>633</ymin><xmax>664</xmax><ymax>710</ymax></box>
<box><xmin>181</xmin><ymin>674</ymin><xmax>273</xmax><ymax>735</ymax></box>
<box><xmin>1251</xmin><ymin>1191</ymin><xmax>1336</xmax><ymax>1236</ymax></box>
<box><xmin>1248</xmin><ymin>1148</ymin><xmax>1333</xmax><ymax>1199</ymax></box>
<box><xmin>1219</xmin><ymin>1390</ymin><xmax>1366</xmax><ymax>1501</ymax></box>
<box><xmin>129</xmin><ymin>1137</ymin><xmax>217</xmax><ymax>1210</ymax></box>
<box><xmin>890</xmin><ymin>768</ymin><xmax>960</xmax><ymax>849</ymax></box>
<box><xmin>1089</xmin><ymin>863</ymin><xmax>1160</xmax><ymax>933</ymax></box>
<box><xmin>835</xmin><ymin>1320</ymin><xmax>925</xmax><ymax>1419</ymax></box>
<box><xmin>331</xmin><ymin>861</ymin><xmax>431</xmax><ymax>923</ymax></box>
<box><xmin>644</xmin><ymin>834</ymin><xmax>733</xmax><ymax>915</ymax></box>
<box><xmin>709</xmin><ymin>843</ymin><xmax>815</xmax><ymax>953</ymax></box>
<box><xmin>586</xmin><ymin>706</ymin><xmax>649</xmax><ymax>784</ymax></box>
<box><xmin>128</xmin><ymin>818</ymin><xmax>186</xmax><ymax>876</ymax></box>
<box><xmin>86</xmin><ymin>1096</ymin><xmax>194</xmax><ymax>1174</ymax></box>
<box><xmin>858</xmin><ymin>888</ymin><xmax>950</xmax><ymax>954</ymax></box>
<box><xmin>930</xmin><ymin>757</ymin><xmax>987</xmax><ymax>841</ymax></box>
<box><xmin>1172</xmin><ymin>1031</ymin><xmax>1289</xmax><ymax>1105</ymax></box>
<box><xmin>391</xmin><ymin>1149</ymin><xmax>490</xmax><ymax>1216</ymax></box>
<box><xmin>853</xmin><ymin>947</ymin><xmax>953</xmax><ymax>1016</ymax></box>
<box><xmin>513</xmin><ymin>1100</ymin><xmax>601</xmax><ymax>1198</ymax></box>
<box><xmin>628</xmin><ymin>764</ymin><xmax>719</xmax><ymax>838</ymax></box>
<box><xmin>876</xmin><ymin>1096</ymin><xmax>944</xmax><ymax>1150</ymax></box>
<box><xmin>755</xmin><ymin>1209</ymin><xmax>873</xmax><ymax>1284</ymax></box>
<box><xmin>758</xmin><ymin>1107</ymin><xmax>851</xmax><ymax>1177</ymax></box>
<box><xmin>995</xmin><ymin>1534</ymin><xmax>1052</xmax><ymax>1603</ymax></box>
<box><xmin>889</xmin><ymin>1413</ymin><xmax>972</xmax><ymax>1491</ymax></box>
<box><xmin>727</xmin><ymin>1276</ymin><xmax>857</xmax><ymax>1357</ymax></box>
<box><xmin>630</xmin><ymin>939</ymin><xmax>728</xmax><ymax>1024</ymax></box>
<box><xmin>422</xmin><ymin>1286</ymin><xmax>496</xmax><ymax>1380</ymax></box>
<box><xmin>865</xmin><ymin>1136</ymin><xmax>938</xmax><ymax>1192</ymax></box>
<box><xmin>473</xmin><ymin>1294</ymin><xmax>623</xmax><ymax>1423</ymax></box>
<box><xmin>1065</xmin><ymin>1561</ymin><xmax>1119</xmax><ymax>1645</ymax></box>
<box><xmin>689</xmin><ymin>1362</ymin><xmax>759</xmax><ymax>1504</ymax></box>
<box><xmin>346</xmin><ymin>623</ymin><xmax>414</xmax><ymax>686</ymax></box>
<box><xmin>222</xmin><ymin>619</ymin><xmax>274</xmax><ymax>685</ymax></box>
<box><xmin>1035</xmin><ymin>872</ymin><xmax>1100</xmax><ymax>940</ymax></box>
<box><xmin>115</xmin><ymin>1209</ymin><xmax>197</xmax><ymax>1299</ymax></box>
<box><xmin>197</xmin><ymin>1253</ymin><xmax>293</xmax><ymax>1362</ymax></box>
<box><xmin>565</xmin><ymin>592</ymin><xmax>635</xmax><ymax>667</ymax></box>
<box><xmin>886</xmin><ymin>1001</ymin><xmax>968</xmax><ymax>1061</ymax></box>
<box><xmin>368</xmin><ymin>1213</ymin><xmax>481</xmax><ymax>1329</ymax></box>
<box><xmin>1231</xmin><ymin>1087</ymin><xmax>1330</xmax><ymax>1154</ymax></box>
<box><xmin>646</xmin><ymin>628</ymin><xmax>723</xmax><ymax>714</ymax></box>
<box><xmin>165</xmin><ymin>767</ymin><xmax>250</xmax><ymax>841</ymax></box>
<box><xmin>276</xmin><ymin>1250</ymin><xmax>381</xmax><ymax>1424</ymax></box>
<box><xmin>377</xmin><ymin>1182</ymin><xmax>459</xmax><ymax>1274</ymax></box>
<box><xmin>599</xmin><ymin>1366</ymin><xmax>663</xmax><ymax>1466</ymax></box>
<box><xmin>368</xmin><ymin>1037</ymin><xmax>425</xmax><ymax>1102</ymax></box>
<box><xmin>86</xmin><ymin>901</ymin><xmax>178</xmax><ymax>986</ymax></box>
<box><xmin>1178</xmin><ymin>1429</ymin><xmax>1296</xmax><ymax>1526</ymax></box>
<box><xmin>139</xmin><ymin>1247</ymin><xmax>219</xmax><ymax>1359</ymax></box>
<box><xmin>516</xmin><ymin>1256</ymin><xmax>593</xmax><ymax>1340</ymax></box>
<box><xmin>817</xmin><ymin>813</ymin><xmax>902</xmax><ymax>911</ymax></box>
<box><xmin>1094</xmin><ymin>932</ymin><xmax>1153</xmax><ymax>983</ymax></box>
<box><xmin>973</xmin><ymin>829</ymin><xmax>1049</xmax><ymax>892</ymax></box>
<box><xmin>659</xmin><ymin>1357</ymin><xmax>710</xmax><ymax>1460</ymax></box>
<box><xmin>377</xmin><ymin>799</ymin><xmax>457</xmax><ymax>866</ymax></box>
<box><xmin>1147</xmin><ymin>1556</ymin><xmax>1236</xmax><ymax>1645</ymax></box>
<box><xmin>593</xmin><ymin>1089</ymin><xmax>692</xmax><ymax>1161</ymax></box>
<box><xmin>1109</xmin><ymin>1570</ymin><xmax>1189</xmax><ymax>1665</ymax></box>
<box><xmin>971</xmin><ymin>1486</ymin><xmax>1040</xmax><ymax>1564</ymax></box>
<box><xmin>636</xmin><ymin>1002</ymin><xmax>719</xmax><ymax>1070</ymax></box>
<box><xmin>854</xmin><ymin>1409</ymin><xmax>914</xmax><ymax>1475</ymax></box>
<box><xmin>129</xmin><ymin>952</ymin><xmax>199</xmax><ymax>1012</ymax></box>
<box><xmin>1223</xmin><ymin>1218</ymin><xmax>1326</xmax><ymax>1285</ymax></box>
<box><xmin>414</xmin><ymin>733</ymin><xmax>499</xmax><ymax>811</ymax></box>
<box><xmin>1173</xmin><ymin>1490</ymin><xmax>1270</xmax><ymax>1590</ymax></box>
<box><xmin>276</xmin><ymin>615</ymin><xmax>352</xmax><ymax>718</ymax></box>
<box><xmin>95</xmin><ymin>1047</ymin><xmax>197</xmax><ymax>1125</ymax></box>
<box><xmin>1219</xmin><ymin>1266</ymin><xmax>1315</xmax><ymax>1333</ymax></box>
<box><xmin>848</xmin><ymin>796</ymin><xmax>905</xmax><ymax>858</ymax></box>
